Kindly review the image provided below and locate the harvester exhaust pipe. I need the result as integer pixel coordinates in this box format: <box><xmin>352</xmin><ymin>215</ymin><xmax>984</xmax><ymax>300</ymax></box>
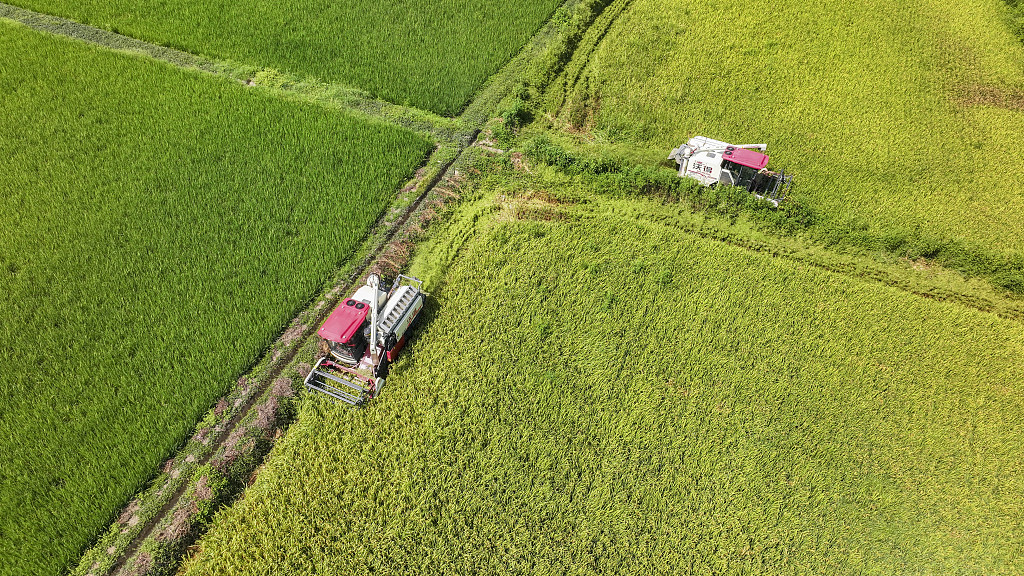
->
<box><xmin>368</xmin><ymin>273</ymin><xmax>380</xmax><ymax>396</ymax></box>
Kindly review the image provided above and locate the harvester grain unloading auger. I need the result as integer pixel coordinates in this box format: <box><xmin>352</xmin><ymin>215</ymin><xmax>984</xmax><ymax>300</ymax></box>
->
<box><xmin>669</xmin><ymin>136</ymin><xmax>793</xmax><ymax>205</ymax></box>
<box><xmin>304</xmin><ymin>273</ymin><xmax>426</xmax><ymax>405</ymax></box>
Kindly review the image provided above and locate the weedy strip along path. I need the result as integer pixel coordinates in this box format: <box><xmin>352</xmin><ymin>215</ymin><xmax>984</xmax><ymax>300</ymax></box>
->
<box><xmin>1</xmin><ymin>0</ymin><xmax>566</xmax><ymax>115</ymax></box>
<box><xmin>0</xmin><ymin>2</ymin><xmax>471</xmax><ymax>144</ymax></box>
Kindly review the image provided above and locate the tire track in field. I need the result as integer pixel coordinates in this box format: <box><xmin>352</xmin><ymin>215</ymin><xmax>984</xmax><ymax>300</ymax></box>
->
<box><xmin>562</xmin><ymin>0</ymin><xmax>634</xmax><ymax>97</ymax></box>
<box><xmin>556</xmin><ymin>0</ymin><xmax>635</xmax><ymax>117</ymax></box>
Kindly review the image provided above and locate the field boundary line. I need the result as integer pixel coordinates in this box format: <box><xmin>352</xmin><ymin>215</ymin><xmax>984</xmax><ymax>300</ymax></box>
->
<box><xmin>0</xmin><ymin>2</ymin><xmax>471</xmax><ymax>144</ymax></box>
<box><xmin>663</xmin><ymin>218</ymin><xmax>1024</xmax><ymax>323</ymax></box>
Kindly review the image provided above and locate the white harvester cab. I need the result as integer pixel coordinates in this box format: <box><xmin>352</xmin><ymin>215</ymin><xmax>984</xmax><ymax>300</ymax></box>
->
<box><xmin>669</xmin><ymin>136</ymin><xmax>792</xmax><ymax>205</ymax></box>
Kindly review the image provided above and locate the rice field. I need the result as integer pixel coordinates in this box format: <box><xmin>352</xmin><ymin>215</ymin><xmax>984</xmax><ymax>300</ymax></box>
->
<box><xmin>6</xmin><ymin>0</ymin><xmax>562</xmax><ymax>115</ymax></box>
<box><xmin>549</xmin><ymin>0</ymin><xmax>1024</xmax><ymax>258</ymax></box>
<box><xmin>181</xmin><ymin>181</ymin><xmax>1024</xmax><ymax>574</ymax></box>
<box><xmin>5</xmin><ymin>0</ymin><xmax>1024</xmax><ymax>573</ymax></box>
<box><xmin>0</xmin><ymin>21</ymin><xmax>430</xmax><ymax>576</ymax></box>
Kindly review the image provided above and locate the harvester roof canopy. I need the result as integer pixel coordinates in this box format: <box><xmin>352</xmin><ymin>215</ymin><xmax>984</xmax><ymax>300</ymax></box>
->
<box><xmin>318</xmin><ymin>298</ymin><xmax>369</xmax><ymax>344</ymax></box>
<box><xmin>723</xmin><ymin>147</ymin><xmax>769</xmax><ymax>170</ymax></box>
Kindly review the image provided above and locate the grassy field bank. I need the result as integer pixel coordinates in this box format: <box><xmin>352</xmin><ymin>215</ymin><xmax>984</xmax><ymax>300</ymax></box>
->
<box><xmin>546</xmin><ymin>0</ymin><xmax>1024</xmax><ymax>261</ymax></box>
<box><xmin>182</xmin><ymin>166</ymin><xmax>1024</xmax><ymax>574</ymax></box>
<box><xmin>0</xmin><ymin>22</ymin><xmax>430</xmax><ymax>576</ymax></box>
<box><xmin>6</xmin><ymin>0</ymin><xmax>562</xmax><ymax>115</ymax></box>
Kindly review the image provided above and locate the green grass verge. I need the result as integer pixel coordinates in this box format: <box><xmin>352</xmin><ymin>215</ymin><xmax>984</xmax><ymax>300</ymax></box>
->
<box><xmin>0</xmin><ymin>21</ymin><xmax>431</xmax><ymax>576</ymax></box>
<box><xmin>181</xmin><ymin>162</ymin><xmax>1024</xmax><ymax>574</ymax></box>
<box><xmin>4</xmin><ymin>0</ymin><xmax>562</xmax><ymax>115</ymax></box>
<box><xmin>544</xmin><ymin>0</ymin><xmax>1024</xmax><ymax>262</ymax></box>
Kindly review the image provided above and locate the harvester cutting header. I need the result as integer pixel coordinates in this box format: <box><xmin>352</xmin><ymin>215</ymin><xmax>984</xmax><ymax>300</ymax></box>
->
<box><xmin>669</xmin><ymin>136</ymin><xmax>792</xmax><ymax>205</ymax></box>
<box><xmin>304</xmin><ymin>273</ymin><xmax>425</xmax><ymax>406</ymax></box>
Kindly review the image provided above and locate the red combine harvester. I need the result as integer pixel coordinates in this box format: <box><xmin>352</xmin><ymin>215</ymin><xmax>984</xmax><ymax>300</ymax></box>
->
<box><xmin>668</xmin><ymin>136</ymin><xmax>792</xmax><ymax>205</ymax></box>
<box><xmin>304</xmin><ymin>274</ymin><xmax>425</xmax><ymax>405</ymax></box>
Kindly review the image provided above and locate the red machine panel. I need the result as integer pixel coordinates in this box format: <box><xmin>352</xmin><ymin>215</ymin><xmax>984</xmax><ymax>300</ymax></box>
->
<box><xmin>317</xmin><ymin>299</ymin><xmax>369</xmax><ymax>344</ymax></box>
<box><xmin>723</xmin><ymin>147</ymin><xmax>769</xmax><ymax>170</ymax></box>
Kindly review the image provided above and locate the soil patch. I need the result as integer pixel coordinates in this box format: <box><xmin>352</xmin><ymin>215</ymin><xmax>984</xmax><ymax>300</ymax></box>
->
<box><xmin>959</xmin><ymin>85</ymin><xmax>1024</xmax><ymax>110</ymax></box>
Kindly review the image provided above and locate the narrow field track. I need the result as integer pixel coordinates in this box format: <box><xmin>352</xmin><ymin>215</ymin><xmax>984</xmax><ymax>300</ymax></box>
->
<box><xmin>0</xmin><ymin>2</ymin><xmax>470</xmax><ymax>143</ymax></box>
<box><xmin>106</xmin><ymin>135</ymin><xmax>477</xmax><ymax>576</ymax></box>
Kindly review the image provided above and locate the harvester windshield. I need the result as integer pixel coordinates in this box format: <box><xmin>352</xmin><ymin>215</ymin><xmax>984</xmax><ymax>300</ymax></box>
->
<box><xmin>721</xmin><ymin>159</ymin><xmax>791</xmax><ymax>205</ymax></box>
<box><xmin>722</xmin><ymin>159</ymin><xmax>759</xmax><ymax>188</ymax></box>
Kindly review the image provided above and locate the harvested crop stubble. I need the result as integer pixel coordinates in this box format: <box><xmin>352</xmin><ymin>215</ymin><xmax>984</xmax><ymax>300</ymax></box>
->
<box><xmin>6</xmin><ymin>0</ymin><xmax>562</xmax><ymax>115</ymax></box>
<box><xmin>552</xmin><ymin>0</ymin><xmax>1024</xmax><ymax>257</ymax></box>
<box><xmin>0</xmin><ymin>22</ymin><xmax>430</xmax><ymax>576</ymax></box>
<box><xmin>183</xmin><ymin>202</ymin><xmax>1024</xmax><ymax>574</ymax></box>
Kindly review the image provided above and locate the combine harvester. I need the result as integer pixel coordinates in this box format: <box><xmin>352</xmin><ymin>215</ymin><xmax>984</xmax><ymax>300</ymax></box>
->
<box><xmin>669</xmin><ymin>136</ymin><xmax>793</xmax><ymax>205</ymax></box>
<box><xmin>304</xmin><ymin>273</ymin><xmax>425</xmax><ymax>405</ymax></box>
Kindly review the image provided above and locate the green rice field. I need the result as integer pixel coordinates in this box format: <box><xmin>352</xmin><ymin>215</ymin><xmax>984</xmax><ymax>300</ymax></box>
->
<box><xmin>0</xmin><ymin>21</ymin><xmax>430</xmax><ymax>576</ymax></box>
<box><xmin>181</xmin><ymin>177</ymin><xmax>1024</xmax><ymax>574</ymax></box>
<box><xmin>550</xmin><ymin>0</ymin><xmax>1024</xmax><ymax>258</ymax></box>
<box><xmin>5</xmin><ymin>0</ymin><xmax>1024</xmax><ymax>573</ymax></box>
<box><xmin>7</xmin><ymin>0</ymin><xmax>562</xmax><ymax>115</ymax></box>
